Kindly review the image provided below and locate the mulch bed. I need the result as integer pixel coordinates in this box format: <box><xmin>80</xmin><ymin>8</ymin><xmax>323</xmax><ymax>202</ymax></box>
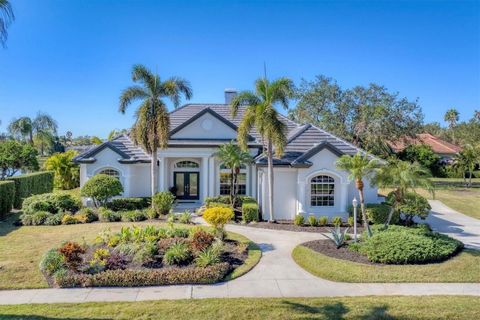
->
<box><xmin>302</xmin><ymin>239</ymin><xmax>381</xmax><ymax>265</ymax></box>
<box><xmin>243</xmin><ymin>221</ymin><xmax>364</xmax><ymax>234</ymax></box>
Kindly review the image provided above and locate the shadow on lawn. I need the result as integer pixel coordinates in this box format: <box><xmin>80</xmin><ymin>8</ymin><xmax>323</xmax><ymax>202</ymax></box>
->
<box><xmin>0</xmin><ymin>316</ymin><xmax>107</xmax><ymax>320</ymax></box>
<box><xmin>0</xmin><ymin>212</ymin><xmax>22</xmax><ymax>237</ymax></box>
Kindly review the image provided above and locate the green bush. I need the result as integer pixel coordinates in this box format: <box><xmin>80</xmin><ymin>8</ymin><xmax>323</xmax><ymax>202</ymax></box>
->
<box><xmin>318</xmin><ymin>216</ymin><xmax>328</xmax><ymax>226</ymax></box>
<box><xmin>307</xmin><ymin>215</ymin><xmax>318</xmax><ymax>227</ymax></box>
<box><xmin>294</xmin><ymin>215</ymin><xmax>304</xmax><ymax>226</ymax></box>
<box><xmin>178</xmin><ymin>211</ymin><xmax>193</xmax><ymax>224</ymax></box>
<box><xmin>81</xmin><ymin>174</ymin><xmax>123</xmax><ymax>207</ymax></box>
<box><xmin>349</xmin><ymin>203</ymin><xmax>399</xmax><ymax>225</ymax></box>
<box><xmin>98</xmin><ymin>207</ymin><xmax>121</xmax><ymax>222</ymax></box>
<box><xmin>152</xmin><ymin>191</ymin><xmax>175</xmax><ymax>215</ymax></box>
<box><xmin>396</xmin><ymin>192</ymin><xmax>431</xmax><ymax>225</ymax></box>
<box><xmin>206</xmin><ymin>202</ymin><xmax>231</xmax><ymax>209</ymax></box>
<box><xmin>105</xmin><ymin>197</ymin><xmax>151</xmax><ymax>211</ymax></box>
<box><xmin>0</xmin><ymin>181</ymin><xmax>15</xmax><ymax>219</ymax></box>
<box><xmin>44</xmin><ymin>212</ymin><xmax>65</xmax><ymax>226</ymax></box>
<box><xmin>205</xmin><ymin>195</ymin><xmax>255</xmax><ymax>207</ymax></box>
<box><xmin>358</xmin><ymin>225</ymin><xmax>463</xmax><ymax>264</ymax></box>
<box><xmin>331</xmin><ymin>216</ymin><xmax>343</xmax><ymax>226</ymax></box>
<box><xmin>39</xmin><ymin>248</ymin><xmax>66</xmax><ymax>276</ymax></box>
<box><xmin>242</xmin><ymin>202</ymin><xmax>259</xmax><ymax>223</ymax></box>
<box><xmin>120</xmin><ymin>210</ymin><xmax>147</xmax><ymax>222</ymax></box>
<box><xmin>21</xmin><ymin>192</ymin><xmax>80</xmax><ymax>215</ymax></box>
<box><xmin>195</xmin><ymin>246</ymin><xmax>221</xmax><ymax>267</ymax></box>
<box><xmin>8</xmin><ymin>171</ymin><xmax>54</xmax><ymax>208</ymax></box>
<box><xmin>75</xmin><ymin>208</ymin><xmax>98</xmax><ymax>223</ymax></box>
<box><xmin>61</xmin><ymin>214</ymin><xmax>79</xmax><ymax>225</ymax></box>
<box><xmin>163</xmin><ymin>243</ymin><xmax>191</xmax><ymax>266</ymax></box>
<box><xmin>348</xmin><ymin>216</ymin><xmax>354</xmax><ymax>227</ymax></box>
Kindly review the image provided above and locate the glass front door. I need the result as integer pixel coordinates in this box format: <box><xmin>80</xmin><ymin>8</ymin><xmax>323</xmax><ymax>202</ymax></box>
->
<box><xmin>174</xmin><ymin>172</ymin><xmax>199</xmax><ymax>200</ymax></box>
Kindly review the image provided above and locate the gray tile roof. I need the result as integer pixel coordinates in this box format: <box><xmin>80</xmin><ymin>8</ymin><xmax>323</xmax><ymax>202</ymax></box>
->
<box><xmin>74</xmin><ymin>104</ymin><xmax>369</xmax><ymax>166</ymax></box>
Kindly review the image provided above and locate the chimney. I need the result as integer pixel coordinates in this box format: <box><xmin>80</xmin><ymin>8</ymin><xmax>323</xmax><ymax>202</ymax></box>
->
<box><xmin>224</xmin><ymin>88</ymin><xmax>237</xmax><ymax>104</ymax></box>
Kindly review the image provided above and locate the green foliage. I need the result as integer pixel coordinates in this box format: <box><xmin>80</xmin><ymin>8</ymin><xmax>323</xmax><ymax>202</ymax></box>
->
<box><xmin>152</xmin><ymin>191</ymin><xmax>175</xmax><ymax>215</ymax></box>
<box><xmin>349</xmin><ymin>203</ymin><xmax>398</xmax><ymax>225</ymax></box>
<box><xmin>347</xmin><ymin>216</ymin><xmax>354</xmax><ymax>227</ymax></box>
<box><xmin>357</xmin><ymin>225</ymin><xmax>463</xmax><ymax>264</ymax></box>
<box><xmin>195</xmin><ymin>242</ymin><xmax>222</xmax><ymax>267</ymax></box>
<box><xmin>203</xmin><ymin>207</ymin><xmax>234</xmax><ymax>229</ymax></box>
<box><xmin>0</xmin><ymin>180</ymin><xmax>15</xmax><ymax>218</ymax></box>
<box><xmin>120</xmin><ymin>210</ymin><xmax>148</xmax><ymax>222</ymax></box>
<box><xmin>105</xmin><ymin>197</ymin><xmax>151</xmax><ymax>211</ymax></box>
<box><xmin>163</xmin><ymin>243</ymin><xmax>191</xmax><ymax>266</ymax></box>
<box><xmin>81</xmin><ymin>174</ymin><xmax>123</xmax><ymax>207</ymax></box>
<box><xmin>61</xmin><ymin>214</ymin><xmax>78</xmax><ymax>225</ymax></box>
<box><xmin>98</xmin><ymin>207</ymin><xmax>121</xmax><ymax>222</ymax></box>
<box><xmin>43</xmin><ymin>150</ymin><xmax>80</xmax><ymax>190</ymax></box>
<box><xmin>307</xmin><ymin>215</ymin><xmax>318</xmax><ymax>226</ymax></box>
<box><xmin>178</xmin><ymin>210</ymin><xmax>193</xmax><ymax>224</ymax></box>
<box><xmin>133</xmin><ymin>241</ymin><xmax>157</xmax><ymax>264</ymax></box>
<box><xmin>396</xmin><ymin>192</ymin><xmax>431</xmax><ymax>225</ymax></box>
<box><xmin>0</xmin><ymin>140</ymin><xmax>39</xmax><ymax>180</ymax></box>
<box><xmin>328</xmin><ymin>225</ymin><xmax>350</xmax><ymax>248</ymax></box>
<box><xmin>39</xmin><ymin>248</ymin><xmax>65</xmax><ymax>276</ymax></box>
<box><xmin>21</xmin><ymin>192</ymin><xmax>80</xmax><ymax>215</ymax></box>
<box><xmin>75</xmin><ymin>207</ymin><xmax>98</xmax><ymax>223</ymax></box>
<box><xmin>206</xmin><ymin>202</ymin><xmax>231</xmax><ymax>209</ymax></box>
<box><xmin>242</xmin><ymin>202</ymin><xmax>259</xmax><ymax>223</ymax></box>
<box><xmin>398</xmin><ymin>144</ymin><xmax>441</xmax><ymax>176</ymax></box>
<box><xmin>318</xmin><ymin>216</ymin><xmax>328</xmax><ymax>226</ymax></box>
<box><xmin>331</xmin><ymin>216</ymin><xmax>343</xmax><ymax>226</ymax></box>
<box><xmin>294</xmin><ymin>215</ymin><xmax>304</xmax><ymax>226</ymax></box>
<box><xmin>190</xmin><ymin>229</ymin><xmax>215</xmax><ymax>253</ymax></box>
<box><xmin>44</xmin><ymin>212</ymin><xmax>65</xmax><ymax>226</ymax></box>
<box><xmin>8</xmin><ymin>171</ymin><xmax>54</xmax><ymax>208</ymax></box>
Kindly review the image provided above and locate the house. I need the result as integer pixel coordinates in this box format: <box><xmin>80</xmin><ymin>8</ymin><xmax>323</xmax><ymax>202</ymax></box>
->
<box><xmin>73</xmin><ymin>90</ymin><xmax>380</xmax><ymax>220</ymax></box>
<box><xmin>388</xmin><ymin>133</ymin><xmax>462</xmax><ymax>163</ymax></box>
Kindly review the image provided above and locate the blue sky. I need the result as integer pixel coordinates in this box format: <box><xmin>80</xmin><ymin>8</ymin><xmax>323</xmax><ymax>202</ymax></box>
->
<box><xmin>0</xmin><ymin>0</ymin><xmax>478</xmax><ymax>138</ymax></box>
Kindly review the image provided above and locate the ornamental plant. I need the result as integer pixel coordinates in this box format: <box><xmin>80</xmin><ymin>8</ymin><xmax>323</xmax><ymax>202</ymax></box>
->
<box><xmin>80</xmin><ymin>174</ymin><xmax>123</xmax><ymax>207</ymax></box>
<box><xmin>152</xmin><ymin>191</ymin><xmax>175</xmax><ymax>215</ymax></box>
<box><xmin>397</xmin><ymin>192</ymin><xmax>431</xmax><ymax>226</ymax></box>
<box><xmin>203</xmin><ymin>207</ymin><xmax>234</xmax><ymax>239</ymax></box>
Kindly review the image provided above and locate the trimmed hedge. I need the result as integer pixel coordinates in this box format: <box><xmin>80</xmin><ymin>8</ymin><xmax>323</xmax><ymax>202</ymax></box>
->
<box><xmin>0</xmin><ymin>181</ymin><xmax>15</xmax><ymax>219</ymax></box>
<box><xmin>205</xmin><ymin>195</ymin><xmax>256</xmax><ymax>207</ymax></box>
<box><xmin>242</xmin><ymin>202</ymin><xmax>259</xmax><ymax>222</ymax></box>
<box><xmin>105</xmin><ymin>197</ymin><xmax>151</xmax><ymax>211</ymax></box>
<box><xmin>8</xmin><ymin>171</ymin><xmax>54</xmax><ymax>208</ymax></box>
<box><xmin>349</xmin><ymin>203</ymin><xmax>398</xmax><ymax>225</ymax></box>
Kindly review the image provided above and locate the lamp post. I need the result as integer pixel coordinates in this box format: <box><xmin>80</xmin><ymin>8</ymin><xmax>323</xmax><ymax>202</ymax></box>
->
<box><xmin>352</xmin><ymin>197</ymin><xmax>358</xmax><ymax>242</ymax></box>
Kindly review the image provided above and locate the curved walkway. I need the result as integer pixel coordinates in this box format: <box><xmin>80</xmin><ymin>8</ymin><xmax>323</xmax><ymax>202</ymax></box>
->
<box><xmin>0</xmin><ymin>222</ymin><xmax>478</xmax><ymax>305</ymax></box>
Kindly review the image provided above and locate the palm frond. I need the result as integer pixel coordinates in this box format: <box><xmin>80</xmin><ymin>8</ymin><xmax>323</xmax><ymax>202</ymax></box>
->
<box><xmin>269</xmin><ymin>77</ymin><xmax>295</xmax><ymax>110</ymax></box>
<box><xmin>119</xmin><ymin>86</ymin><xmax>148</xmax><ymax>113</ymax></box>
<box><xmin>161</xmin><ymin>77</ymin><xmax>193</xmax><ymax>108</ymax></box>
<box><xmin>0</xmin><ymin>0</ymin><xmax>14</xmax><ymax>47</ymax></box>
<box><xmin>131</xmin><ymin>64</ymin><xmax>157</xmax><ymax>91</ymax></box>
<box><xmin>230</xmin><ymin>91</ymin><xmax>260</xmax><ymax>117</ymax></box>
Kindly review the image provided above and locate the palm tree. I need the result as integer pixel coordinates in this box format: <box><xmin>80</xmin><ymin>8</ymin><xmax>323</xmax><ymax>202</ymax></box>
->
<box><xmin>455</xmin><ymin>145</ymin><xmax>480</xmax><ymax>187</ymax></box>
<box><xmin>8</xmin><ymin>117</ymin><xmax>33</xmax><ymax>143</ymax></box>
<box><xmin>336</xmin><ymin>152</ymin><xmax>380</xmax><ymax>237</ymax></box>
<box><xmin>214</xmin><ymin>141</ymin><xmax>253</xmax><ymax>206</ymax></box>
<box><xmin>444</xmin><ymin>108</ymin><xmax>460</xmax><ymax>143</ymax></box>
<box><xmin>8</xmin><ymin>112</ymin><xmax>57</xmax><ymax>149</ymax></box>
<box><xmin>230</xmin><ymin>77</ymin><xmax>294</xmax><ymax>222</ymax></box>
<box><xmin>119</xmin><ymin>64</ymin><xmax>192</xmax><ymax>196</ymax></box>
<box><xmin>0</xmin><ymin>0</ymin><xmax>14</xmax><ymax>48</ymax></box>
<box><xmin>44</xmin><ymin>150</ymin><xmax>80</xmax><ymax>190</ymax></box>
<box><xmin>373</xmin><ymin>159</ymin><xmax>434</xmax><ymax>227</ymax></box>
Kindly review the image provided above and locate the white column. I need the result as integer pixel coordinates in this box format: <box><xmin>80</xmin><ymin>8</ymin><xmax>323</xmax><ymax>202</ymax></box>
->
<box><xmin>251</xmin><ymin>165</ymin><xmax>257</xmax><ymax>199</ymax></box>
<box><xmin>297</xmin><ymin>178</ymin><xmax>306</xmax><ymax>215</ymax></box>
<box><xmin>158</xmin><ymin>156</ymin><xmax>166</xmax><ymax>192</ymax></box>
<box><xmin>208</xmin><ymin>156</ymin><xmax>215</xmax><ymax>197</ymax></box>
<box><xmin>122</xmin><ymin>165</ymin><xmax>131</xmax><ymax>197</ymax></box>
<box><xmin>202</xmin><ymin>156</ymin><xmax>209</xmax><ymax>201</ymax></box>
<box><xmin>340</xmin><ymin>182</ymin><xmax>348</xmax><ymax>213</ymax></box>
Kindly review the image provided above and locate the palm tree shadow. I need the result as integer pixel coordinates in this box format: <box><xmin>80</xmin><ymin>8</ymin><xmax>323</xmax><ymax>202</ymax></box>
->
<box><xmin>281</xmin><ymin>300</ymin><xmax>349</xmax><ymax>319</ymax></box>
<box><xmin>359</xmin><ymin>305</ymin><xmax>407</xmax><ymax>320</ymax></box>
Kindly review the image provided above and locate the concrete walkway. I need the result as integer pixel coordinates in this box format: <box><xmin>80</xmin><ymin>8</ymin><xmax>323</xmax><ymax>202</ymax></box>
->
<box><xmin>426</xmin><ymin>200</ymin><xmax>480</xmax><ymax>249</ymax></box>
<box><xmin>0</xmin><ymin>222</ymin><xmax>478</xmax><ymax>305</ymax></box>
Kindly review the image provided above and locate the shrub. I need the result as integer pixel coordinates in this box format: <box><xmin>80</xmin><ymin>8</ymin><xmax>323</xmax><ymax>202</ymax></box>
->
<box><xmin>75</xmin><ymin>207</ymin><xmax>98</xmax><ymax>223</ymax></box>
<box><xmin>195</xmin><ymin>246</ymin><xmax>221</xmax><ymax>267</ymax></box>
<box><xmin>146</xmin><ymin>207</ymin><xmax>158</xmax><ymax>219</ymax></box>
<box><xmin>106</xmin><ymin>252</ymin><xmax>129</xmax><ymax>270</ymax></box>
<box><xmin>80</xmin><ymin>174</ymin><xmax>123</xmax><ymax>207</ymax></box>
<box><xmin>133</xmin><ymin>241</ymin><xmax>158</xmax><ymax>264</ymax></box>
<box><xmin>21</xmin><ymin>192</ymin><xmax>80</xmax><ymax>215</ymax></box>
<box><xmin>190</xmin><ymin>229</ymin><xmax>215</xmax><ymax>253</ymax></box>
<box><xmin>242</xmin><ymin>202</ymin><xmax>259</xmax><ymax>223</ymax></box>
<box><xmin>61</xmin><ymin>214</ymin><xmax>79</xmax><ymax>225</ymax></box>
<box><xmin>0</xmin><ymin>181</ymin><xmax>15</xmax><ymax>219</ymax></box>
<box><xmin>294</xmin><ymin>215</ymin><xmax>304</xmax><ymax>226</ymax></box>
<box><xmin>349</xmin><ymin>203</ymin><xmax>400</xmax><ymax>225</ymax></box>
<box><xmin>178</xmin><ymin>210</ymin><xmax>193</xmax><ymax>224</ymax></box>
<box><xmin>307</xmin><ymin>215</ymin><xmax>318</xmax><ymax>227</ymax></box>
<box><xmin>203</xmin><ymin>207</ymin><xmax>234</xmax><ymax>238</ymax></box>
<box><xmin>318</xmin><ymin>216</ymin><xmax>328</xmax><ymax>226</ymax></box>
<box><xmin>152</xmin><ymin>191</ymin><xmax>175</xmax><ymax>215</ymax></box>
<box><xmin>105</xmin><ymin>197</ymin><xmax>151</xmax><ymax>211</ymax></box>
<box><xmin>44</xmin><ymin>150</ymin><xmax>80</xmax><ymax>190</ymax></box>
<box><xmin>204</xmin><ymin>196</ymin><xmax>230</xmax><ymax>206</ymax></box>
<box><xmin>98</xmin><ymin>207</ymin><xmax>121</xmax><ymax>222</ymax></box>
<box><xmin>397</xmin><ymin>192</ymin><xmax>431</xmax><ymax>225</ymax></box>
<box><xmin>163</xmin><ymin>242</ymin><xmax>191</xmax><ymax>266</ymax></box>
<box><xmin>358</xmin><ymin>225</ymin><xmax>463</xmax><ymax>264</ymax></box>
<box><xmin>58</xmin><ymin>242</ymin><xmax>85</xmax><ymax>269</ymax></box>
<box><xmin>120</xmin><ymin>210</ymin><xmax>147</xmax><ymax>222</ymax></box>
<box><xmin>8</xmin><ymin>171</ymin><xmax>54</xmax><ymax>208</ymax></box>
<box><xmin>348</xmin><ymin>216</ymin><xmax>354</xmax><ymax>227</ymax></box>
<box><xmin>31</xmin><ymin>211</ymin><xmax>50</xmax><ymax>225</ymax></box>
<box><xmin>206</xmin><ymin>202</ymin><xmax>231</xmax><ymax>209</ymax></box>
<box><xmin>44</xmin><ymin>212</ymin><xmax>65</xmax><ymax>226</ymax></box>
<box><xmin>331</xmin><ymin>216</ymin><xmax>343</xmax><ymax>226</ymax></box>
<box><xmin>327</xmin><ymin>225</ymin><xmax>350</xmax><ymax>248</ymax></box>
<box><xmin>39</xmin><ymin>248</ymin><xmax>65</xmax><ymax>276</ymax></box>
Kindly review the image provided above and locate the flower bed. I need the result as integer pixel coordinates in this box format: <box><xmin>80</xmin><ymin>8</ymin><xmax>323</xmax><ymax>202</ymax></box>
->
<box><xmin>40</xmin><ymin>225</ymin><xmax>251</xmax><ymax>287</ymax></box>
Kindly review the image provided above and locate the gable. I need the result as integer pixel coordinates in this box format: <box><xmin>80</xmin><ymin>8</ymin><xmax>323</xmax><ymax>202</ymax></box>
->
<box><xmin>170</xmin><ymin>111</ymin><xmax>238</xmax><ymax>140</ymax></box>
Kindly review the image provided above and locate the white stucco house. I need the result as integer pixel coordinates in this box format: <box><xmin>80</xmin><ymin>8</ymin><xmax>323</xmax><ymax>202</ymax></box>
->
<box><xmin>74</xmin><ymin>90</ymin><xmax>380</xmax><ymax>221</ymax></box>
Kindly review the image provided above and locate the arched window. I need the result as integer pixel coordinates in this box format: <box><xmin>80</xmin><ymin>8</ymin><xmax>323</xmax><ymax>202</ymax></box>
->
<box><xmin>175</xmin><ymin>160</ymin><xmax>199</xmax><ymax>168</ymax></box>
<box><xmin>219</xmin><ymin>164</ymin><xmax>247</xmax><ymax>195</ymax></box>
<box><xmin>98</xmin><ymin>168</ymin><xmax>120</xmax><ymax>179</ymax></box>
<box><xmin>310</xmin><ymin>175</ymin><xmax>334</xmax><ymax>207</ymax></box>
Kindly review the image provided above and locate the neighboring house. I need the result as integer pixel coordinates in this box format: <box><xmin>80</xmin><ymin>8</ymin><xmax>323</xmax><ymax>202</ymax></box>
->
<box><xmin>74</xmin><ymin>90</ymin><xmax>380</xmax><ymax>220</ymax></box>
<box><xmin>388</xmin><ymin>133</ymin><xmax>462</xmax><ymax>163</ymax></box>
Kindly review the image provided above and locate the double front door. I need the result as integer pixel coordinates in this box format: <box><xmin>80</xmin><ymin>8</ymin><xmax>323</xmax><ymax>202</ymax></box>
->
<box><xmin>174</xmin><ymin>172</ymin><xmax>199</xmax><ymax>200</ymax></box>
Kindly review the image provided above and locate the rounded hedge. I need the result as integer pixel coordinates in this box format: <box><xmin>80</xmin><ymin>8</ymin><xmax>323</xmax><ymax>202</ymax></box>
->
<box><xmin>81</xmin><ymin>174</ymin><xmax>123</xmax><ymax>207</ymax></box>
<box><xmin>359</xmin><ymin>225</ymin><xmax>463</xmax><ymax>264</ymax></box>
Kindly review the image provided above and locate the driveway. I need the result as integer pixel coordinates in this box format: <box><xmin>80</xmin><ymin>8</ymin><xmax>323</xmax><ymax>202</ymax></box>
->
<box><xmin>425</xmin><ymin>200</ymin><xmax>480</xmax><ymax>250</ymax></box>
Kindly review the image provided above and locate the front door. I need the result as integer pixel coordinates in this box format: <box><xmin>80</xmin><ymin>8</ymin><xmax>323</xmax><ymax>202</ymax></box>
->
<box><xmin>174</xmin><ymin>172</ymin><xmax>199</xmax><ymax>200</ymax></box>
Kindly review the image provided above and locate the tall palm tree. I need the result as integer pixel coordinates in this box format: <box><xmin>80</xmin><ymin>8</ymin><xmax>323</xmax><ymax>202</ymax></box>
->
<box><xmin>230</xmin><ymin>77</ymin><xmax>294</xmax><ymax>222</ymax></box>
<box><xmin>8</xmin><ymin>117</ymin><xmax>33</xmax><ymax>143</ymax></box>
<box><xmin>0</xmin><ymin>0</ymin><xmax>14</xmax><ymax>48</ymax></box>
<box><xmin>336</xmin><ymin>152</ymin><xmax>380</xmax><ymax>237</ymax></box>
<box><xmin>444</xmin><ymin>108</ymin><xmax>459</xmax><ymax>143</ymax></box>
<box><xmin>119</xmin><ymin>64</ymin><xmax>192</xmax><ymax>196</ymax></box>
<box><xmin>8</xmin><ymin>112</ymin><xmax>57</xmax><ymax>147</ymax></box>
<box><xmin>373</xmin><ymin>159</ymin><xmax>434</xmax><ymax>227</ymax></box>
<box><xmin>214</xmin><ymin>141</ymin><xmax>253</xmax><ymax>206</ymax></box>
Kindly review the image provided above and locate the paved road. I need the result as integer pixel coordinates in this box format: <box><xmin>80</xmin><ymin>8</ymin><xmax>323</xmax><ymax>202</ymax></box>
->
<box><xmin>0</xmin><ymin>222</ymin><xmax>478</xmax><ymax>305</ymax></box>
<box><xmin>425</xmin><ymin>200</ymin><xmax>480</xmax><ymax>250</ymax></box>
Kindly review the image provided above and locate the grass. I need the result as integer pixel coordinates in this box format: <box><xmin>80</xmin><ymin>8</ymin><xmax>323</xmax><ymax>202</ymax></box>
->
<box><xmin>292</xmin><ymin>245</ymin><xmax>480</xmax><ymax>283</ymax></box>
<box><xmin>0</xmin><ymin>213</ymin><xmax>259</xmax><ymax>289</ymax></box>
<box><xmin>431</xmin><ymin>177</ymin><xmax>480</xmax><ymax>183</ymax></box>
<box><xmin>0</xmin><ymin>296</ymin><xmax>478</xmax><ymax>319</ymax></box>
<box><xmin>379</xmin><ymin>187</ymin><xmax>480</xmax><ymax>220</ymax></box>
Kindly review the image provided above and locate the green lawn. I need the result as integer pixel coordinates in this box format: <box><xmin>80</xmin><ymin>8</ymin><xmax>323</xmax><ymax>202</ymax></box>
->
<box><xmin>292</xmin><ymin>245</ymin><xmax>480</xmax><ymax>283</ymax></box>
<box><xmin>0</xmin><ymin>297</ymin><xmax>478</xmax><ymax>319</ymax></box>
<box><xmin>0</xmin><ymin>213</ymin><xmax>259</xmax><ymax>289</ymax></box>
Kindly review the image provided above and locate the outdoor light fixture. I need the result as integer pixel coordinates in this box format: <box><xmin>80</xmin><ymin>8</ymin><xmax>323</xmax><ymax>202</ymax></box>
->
<box><xmin>352</xmin><ymin>197</ymin><xmax>358</xmax><ymax>242</ymax></box>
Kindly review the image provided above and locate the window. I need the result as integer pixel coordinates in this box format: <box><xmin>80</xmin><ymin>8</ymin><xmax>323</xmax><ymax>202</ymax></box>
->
<box><xmin>175</xmin><ymin>161</ymin><xmax>199</xmax><ymax>168</ymax></box>
<box><xmin>98</xmin><ymin>168</ymin><xmax>120</xmax><ymax>179</ymax></box>
<box><xmin>310</xmin><ymin>175</ymin><xmax>334</xmax><ymax>207</ymax></box>
<box><xmin>219</xmin><ymin>164</ymin><xmax>247</xmax><ymax>196</ymax></box>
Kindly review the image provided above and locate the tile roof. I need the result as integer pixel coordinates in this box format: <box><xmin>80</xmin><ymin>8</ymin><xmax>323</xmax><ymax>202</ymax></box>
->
<box><xmin>388</xmin><ymin>133</ymin><xmax>462</xmax><ymax>155</ymax></box>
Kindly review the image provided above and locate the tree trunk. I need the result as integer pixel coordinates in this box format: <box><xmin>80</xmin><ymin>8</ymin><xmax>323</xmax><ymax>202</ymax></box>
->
<box><xmin>384</xmin><ymin>189</ymin><xmax>400</xmax><ymax>227</ymax></box>
<box><xmin>356</xmin><ymin>179</ymin><xmax>372</xmax><ymax>237</ymax></box>
<box><xmin>151</xmin><ymin>150</ymin><xmax>158</xmax><ymax>198</ymax></box>
<box><xmin>468</xmin><ymin>167</ymin><xmax>473</xmax><ymax>188</ymax></box>
<box><xmin>230</xmin><ymin>168</ymin><xmax>235</xmax><ymax>206</ymax></box>
<box><xmin>267</xmin><ymin>140</ymin><xmax>274</xmax><ymax>222</ymax></box>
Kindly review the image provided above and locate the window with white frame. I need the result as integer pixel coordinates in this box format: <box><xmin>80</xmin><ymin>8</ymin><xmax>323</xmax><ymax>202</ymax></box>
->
<box><xmin>310</xmin><ymin>175</ymin><xmax>335</xmax><ymax>207</ymax></box>
<box><xmin>98</xmin><ymin>168</ymin><xmax>120</xmax><ymax>179</ymax></box>
<box><xmin>174</xmin><ymin>160</ymin><xmax>199</xmax><ymax>169</ymax></box>
<box><xmin>219</xmin><ymin>164</ymin><xmax>247</xmax><ymax>195</ymax></box>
